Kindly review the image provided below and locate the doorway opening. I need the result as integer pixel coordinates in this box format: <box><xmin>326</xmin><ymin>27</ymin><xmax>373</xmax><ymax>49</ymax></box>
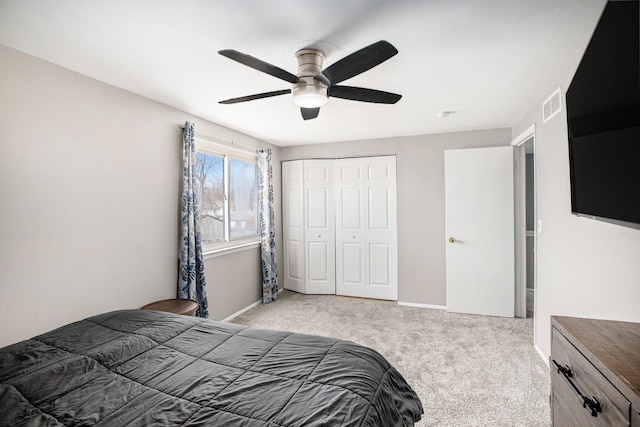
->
<box><xmin>512</xmin><ymin>126</ymin><xmax>536</xmax><ymax>321</ymax></box>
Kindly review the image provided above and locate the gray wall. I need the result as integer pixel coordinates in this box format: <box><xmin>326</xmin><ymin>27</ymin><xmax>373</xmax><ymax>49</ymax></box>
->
<box><xmin>205</xmin><ymin>247</ymin><xmax>262</xmax><ymax>320</ymax></box>
<box><xmin>281</xmin><ymin>129</ymin><xmax>512</xmax><ymax>306</ymax></box>
<box><xmin>513</xmin><ymin>76</ymin><xmax>640</xmax><ymax>359</ymax></box>
<box><xmin>0</xmin><ymin>45</ymin><xmax>280</xmax><ymax>346</ymax></box>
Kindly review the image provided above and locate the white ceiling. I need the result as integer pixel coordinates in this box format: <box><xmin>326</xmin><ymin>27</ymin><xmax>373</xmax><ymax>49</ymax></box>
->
<box><xmin>0</xmin><ymin>0</ymin><xmax>605</xmax><ymax>146</ymax></box>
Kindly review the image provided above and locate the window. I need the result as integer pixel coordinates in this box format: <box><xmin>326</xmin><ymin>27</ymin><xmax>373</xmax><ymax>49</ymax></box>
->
<box><xmin>195</xmin><ymin>140</ymin><xmax>258</xmax><ymax>253</ymax></box>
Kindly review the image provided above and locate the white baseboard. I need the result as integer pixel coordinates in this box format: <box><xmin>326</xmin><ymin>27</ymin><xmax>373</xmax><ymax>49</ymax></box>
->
<box><xmin>534</xmin><ymin>343</ymin><xmax>549</xmax><ymax>367</ymax></box>
<box><xmin>221</xmin><ymin>287</ymin><xmax>284</xmax><ymax>323</ymax></box>
<box><xmin>222</xmin><ymin>300</ymin><xmax>261</xmax><ymax>322</ymax></box>
<box><xmin>397</xmin><ymin>301</ymin><xmax>447</xmax><ymax>310</ymax></box>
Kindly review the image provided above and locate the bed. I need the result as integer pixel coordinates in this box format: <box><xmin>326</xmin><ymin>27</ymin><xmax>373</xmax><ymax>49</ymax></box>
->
<box><xmin>0</xmin><ymin>309</ymin><xmax>423</xmax><ymax>426</ymax></box>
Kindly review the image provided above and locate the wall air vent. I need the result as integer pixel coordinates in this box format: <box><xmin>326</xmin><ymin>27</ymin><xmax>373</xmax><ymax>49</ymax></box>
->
<box><xmin>542</xmin><ymin>87</ymin><xmax>562</xmax><ymax>123</ymax></box>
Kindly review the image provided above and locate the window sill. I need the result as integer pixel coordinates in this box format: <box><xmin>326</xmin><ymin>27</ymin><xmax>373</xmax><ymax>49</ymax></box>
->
<box><xmin>202</xmin><ymin>239</ymin><xmax>261</xmax><ymax>259</ymax></box>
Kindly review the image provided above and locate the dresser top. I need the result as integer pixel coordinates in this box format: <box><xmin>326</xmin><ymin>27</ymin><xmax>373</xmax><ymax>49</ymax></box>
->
<box><xmin>552</xmin><ymin>315</ymin><xmax>640</xmax><ymax>404</ymax></box>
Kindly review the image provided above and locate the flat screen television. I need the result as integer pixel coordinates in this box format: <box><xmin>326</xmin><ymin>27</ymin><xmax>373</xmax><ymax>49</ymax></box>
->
<box><xmin>566</xmin><ymin>0</ymin><xmax>640</xmax><ymax>230</ymax></box>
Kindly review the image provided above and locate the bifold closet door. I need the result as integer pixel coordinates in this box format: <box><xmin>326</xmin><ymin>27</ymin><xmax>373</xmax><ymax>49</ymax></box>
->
<box><xmin>282</xmin><ymin>161</ymin><xmax>304</xmax><ymax>293</ymax></box>
<box><xmin>282</xmin><ymin>160</ymin><xmax>335</xmax><ymax>295</ymax></box>
<box><xmin>334</xmin><ymin>156</ymin><xmax>398</xmax><ymax>300</ymax></box>
<box><xmin>303</xmin><ymin>160</ymin><xmax>335</xmax><ymax>294</ymax></box>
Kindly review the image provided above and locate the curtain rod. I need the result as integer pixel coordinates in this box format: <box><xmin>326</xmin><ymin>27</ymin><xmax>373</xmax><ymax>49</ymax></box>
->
<box><xmin>178</xmin><ymin>125</ymin><xmax>261</xmax><ymax>153</ymax></box>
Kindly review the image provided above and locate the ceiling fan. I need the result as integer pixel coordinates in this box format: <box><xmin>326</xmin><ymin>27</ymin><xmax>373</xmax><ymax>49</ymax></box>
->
<box><xmin>218</xmin><ymin>40</ymin><xmax>402</xmax><ymax>120</ymax></box>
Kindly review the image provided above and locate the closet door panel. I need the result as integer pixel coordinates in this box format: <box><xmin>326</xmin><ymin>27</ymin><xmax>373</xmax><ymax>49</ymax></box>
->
<box><xmin>287</xmin><ymin>241</ymin><xmax>304</xmax><ymax>281</ymax></box>
<box><xmin>369</xmin><ymin>243</ymin><xmax>390</xmax><ymax>286</ymax></box>
<box><xmin>307</xmin><ymin>189</ymin><xmax>329</xmax><ymax>228</ymax></box>
<box><xmin>282</xmin><ymin>161</ymin><xmax>305</xmax><ymax>293</ymax></box>
<box><xmin>368</xmin><ymin>187</ymin><xmax>390</xmax><ymax>229</ymax></box>
<box><xmin>335</xmin><ymin>156</ymin><xmax>397</xmax><ymax>300</ymax></box>
<box><xmin>335</xmin><ymin>159</ymin><xmax>367</xmax><ymax>297</ymax></box>
<box><xmin>340</xmin><ymin>188</ymin><xmax>362</xmax><ymax>229</ymax></box>
<box><xmin>307</xmin><ymin>242</ymin><xmax>329</xmax><ymax>281</ymax></box>
<box><xmin>365</xmin><ymin>156</ymin><xmax>398</xmax><ymax>300</ymax></box>
<box><xmin>303</xmin><ymin>160</ymin><xmax>335</xmax><ymax>294</ymax></box>
<box><xmin>342</xmin><ymin>243</ymin><xmax>363</xmax><ymax>284</ymax></box>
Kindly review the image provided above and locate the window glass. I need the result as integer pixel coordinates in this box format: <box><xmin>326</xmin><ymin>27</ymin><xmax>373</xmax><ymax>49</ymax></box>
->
<box><xmin>229</xmin><ymin>158</ymin><xmax>258</xmax><ymax>240</ymax></box>
<box><xmin>194</xmin><ymin>145</ymin><xmax>259</xmax><ymax>251</ymax></box>
<box><xmin>196</xmin><ymin>152</ymin><xmax>224</xmax><ymax>243</ymax></box>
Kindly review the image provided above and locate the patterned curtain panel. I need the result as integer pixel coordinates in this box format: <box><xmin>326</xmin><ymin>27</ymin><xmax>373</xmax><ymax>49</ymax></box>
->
<box><xmin>257</xmin><ymin>148</ymin><xmax>278</xmax><ymax>303</ymax></box>
<box><xmin>177</xmin><ymin>122</ymin><xmax>209</xmax><ymax>317</ymax></box>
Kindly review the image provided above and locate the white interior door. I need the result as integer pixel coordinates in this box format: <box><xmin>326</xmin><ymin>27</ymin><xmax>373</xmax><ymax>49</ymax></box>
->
<box><xmin>282</xmin><ymin>161</ymin><xmax>305</xmax><ymax>293</ymax></box>
<box><xmin>304</xmin><ymin>160</ymin><xmax>335</xmax><ymax>294</ymax></box>
<box><xmin>335</xmin><ymin>156</ymin><xmax>397</xmax><ymax>300</ymax></box>
<box><xmin>445</xmin><ymin>146</ymin><xmax>515</xmax><ymax>317</ymax></box>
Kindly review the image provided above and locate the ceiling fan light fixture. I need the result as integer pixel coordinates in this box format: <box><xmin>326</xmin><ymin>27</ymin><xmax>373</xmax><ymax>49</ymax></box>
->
<box><xmin>292</xmin><ymin>84</ymin><xmax>329</xmax><ymax>108</ymax></box>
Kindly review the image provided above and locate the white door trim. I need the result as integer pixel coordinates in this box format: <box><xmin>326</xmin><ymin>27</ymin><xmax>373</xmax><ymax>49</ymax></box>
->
<box><xmin>511</xmin><ymin>125</ymin><xmax>536</xmax><ymax>147</ymax></box>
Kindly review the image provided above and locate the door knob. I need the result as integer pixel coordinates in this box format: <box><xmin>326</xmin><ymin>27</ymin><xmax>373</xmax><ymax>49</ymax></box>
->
<box><xmin>448</xmin><ymin>237</ymin><xmax>456</xmax><ymax>243</ymax></box>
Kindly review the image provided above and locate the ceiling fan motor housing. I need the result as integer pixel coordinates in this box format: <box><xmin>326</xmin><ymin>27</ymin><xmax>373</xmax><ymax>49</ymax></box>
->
<box><xmin>292</xmin><ymin>49</ymin><xmax>328</xmax><ymax>107</ymax></box>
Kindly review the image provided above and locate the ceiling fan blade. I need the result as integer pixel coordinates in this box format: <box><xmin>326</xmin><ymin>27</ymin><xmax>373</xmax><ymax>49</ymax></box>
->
<box><xmin>219</xmin><ymin>89</ymin><xmax>291</xmax><ymax>104</ymax></box>
<box><xmin>219</xmin><ymin>49</ymin><xmax>300</xmax><ymax>84</ymax></box>
<box><xmin>301</xmin><ymin>107</ymin><xmax>320</xmax><ymax>120</ymax></box>
<box><xmin>319</xmin><ymin>40</ymin><xmax>398</xmax><ymax>85</ymax></box>
<box><xmin>329</xmin><ymin>86</ymin><xmax>402</xmax><ymax>104</ymax></box>
<box><xmin>314</xmin><ymin>73</ymin><xmax>331</xmax><ymax>87</ymax></box>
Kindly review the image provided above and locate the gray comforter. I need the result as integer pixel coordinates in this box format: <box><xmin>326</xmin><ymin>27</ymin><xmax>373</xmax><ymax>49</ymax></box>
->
<box><xmin>0</xmin><ymin>309</ymin><xmax>423</xmax><ymax>426</ymax></box>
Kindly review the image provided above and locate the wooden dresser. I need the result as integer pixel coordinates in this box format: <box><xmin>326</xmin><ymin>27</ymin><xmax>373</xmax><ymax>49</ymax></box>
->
<box><xmin>551</xmin><ymin>316</ymin><xmax>640</xmax><ymax>426</ymax></box>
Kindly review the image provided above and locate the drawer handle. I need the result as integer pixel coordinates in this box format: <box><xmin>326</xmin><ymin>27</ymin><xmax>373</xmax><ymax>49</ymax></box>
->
<box><xmin>554</xmin><ymin>361</ymin><xmax>573</xmax><ymax>378</ymax></box>
<box><xmin>552</xmin><ymin>359</ymin><xmax>602</xmax><ymax>417</ymax></box>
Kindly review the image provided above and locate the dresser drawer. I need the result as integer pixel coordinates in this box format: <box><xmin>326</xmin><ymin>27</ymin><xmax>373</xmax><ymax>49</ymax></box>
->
<box><xmin>552</xmin><ymin>393</ymin><xmax>580</xmax><ymax>427</ymax></box>
<box><xmin>551</xmin><ymin>326</ymin><xmax>630</xmax><ymax>426</ymax></box>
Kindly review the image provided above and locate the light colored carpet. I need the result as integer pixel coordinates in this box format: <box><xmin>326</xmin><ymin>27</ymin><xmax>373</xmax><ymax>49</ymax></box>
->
<box><xmin>232</xmin><ymin>290</ymin><xmax>550</xmax><ymax>427</ymax></box>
